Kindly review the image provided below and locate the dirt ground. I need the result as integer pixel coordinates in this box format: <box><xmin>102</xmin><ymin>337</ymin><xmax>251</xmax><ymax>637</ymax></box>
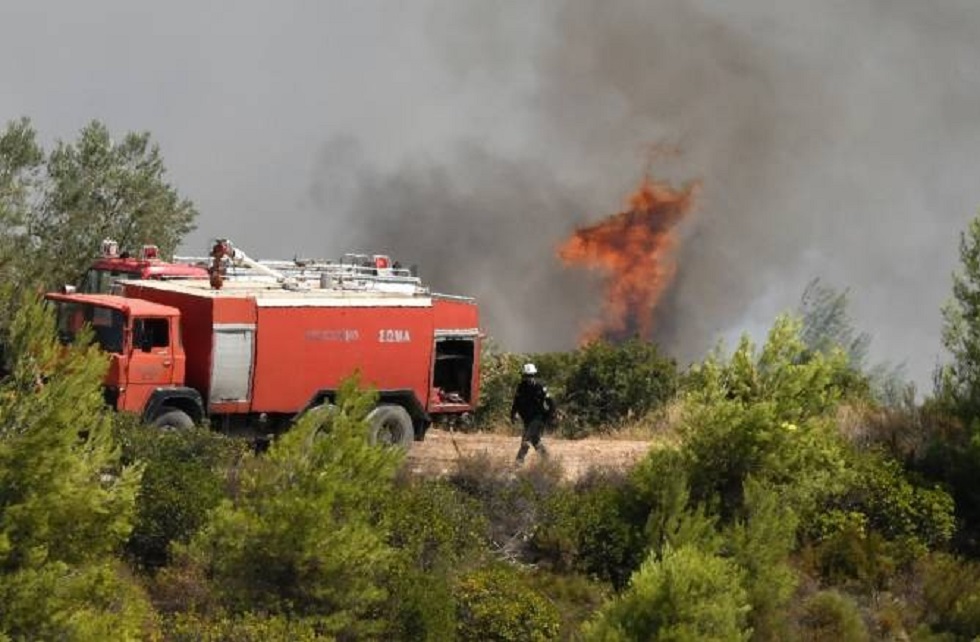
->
<box><xmin>404</xmin><ymin>428</ymin><xmax>657</xmax><ymax>482</ymax></box>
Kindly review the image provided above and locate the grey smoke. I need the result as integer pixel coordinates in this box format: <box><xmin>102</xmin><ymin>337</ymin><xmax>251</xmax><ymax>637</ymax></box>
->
<box><xmin>316</xmin><ymin>0</ymin><xmax>980</xmax><ymax>390</ymax></box>
<box><xmin>2</xmin><ymin>0</ymin><xmax>979</xmax><ymax>389</ymax></box>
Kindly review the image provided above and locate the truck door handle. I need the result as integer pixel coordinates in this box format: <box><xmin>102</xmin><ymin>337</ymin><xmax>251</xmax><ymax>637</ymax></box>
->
<box><xmin>163</xmin><ymin>360</ymin><xmax>172</xmax><ymax>366</ymax></box>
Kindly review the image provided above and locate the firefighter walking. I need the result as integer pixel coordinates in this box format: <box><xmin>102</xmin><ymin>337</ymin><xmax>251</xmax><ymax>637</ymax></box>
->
<box><xmin>510</xmin><ymin>363</ymin><xmax>556</xmax><ymax>464</ymax></box>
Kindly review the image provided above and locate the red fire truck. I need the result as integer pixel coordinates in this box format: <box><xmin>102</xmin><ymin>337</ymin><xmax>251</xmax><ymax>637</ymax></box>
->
<box><xmin>47</xmin><ymin>241</ymin><xmax>480</xmax><ymax>446</ymax></box>
<box><xmin>81</xmin><ymin>239</ymin><xmax>209</xmax><ymax>293</ymax></box>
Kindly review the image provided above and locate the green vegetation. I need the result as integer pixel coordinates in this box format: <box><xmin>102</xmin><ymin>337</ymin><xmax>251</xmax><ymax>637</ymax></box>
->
<box><xmin>0</xmin><ymin>117</ymin><xmax>196</xmax><ymax>296</ymax></box>
<box><xmin>4</xmin><ymin>117</ymin><xmax>980</xmax><ymax>639</ymax></box>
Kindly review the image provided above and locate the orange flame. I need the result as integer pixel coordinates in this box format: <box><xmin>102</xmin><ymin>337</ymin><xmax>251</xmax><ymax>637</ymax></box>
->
<box><xmin>558</xmin><ymin>175</ymin><xmax>697</xmax><ymax>342</ymax></box>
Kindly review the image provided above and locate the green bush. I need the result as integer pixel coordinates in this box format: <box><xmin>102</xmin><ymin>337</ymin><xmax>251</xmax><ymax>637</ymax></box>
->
<box><xmin>560</xmin><ymin>339</ymin><xmax>677</xmax><ymax>435</ymax></box>
<box><xmin>456</xmin><ymin>565</ymin><xmax>561</xmax><ymax>642</ymax></box>
<box><xmin>533</xmin><ymin>449</ymin><xmax>723</xmax><ymax>592</ymax></box>
<box><xmin>384</xmin><ymin>566</ymin><xmax>457</xmax><ymax>642</ymax></box>
<box><xmin>811</xmin><ymin>451</ymin><xmax>954</xmax><ymax>551</ymax></box>
<box><xmin>449</xmin><ymin>452</ymin><xmax>565</xmax><ymax>565</ymax></box>
<box><xmin>681</xmin><ymin>316</ymin><xmax>861</xmax><ymax>521</ymax></box>
<box><xmin>583</xmin><ymin>545</ymin><xmax>751</xmax><ymax>642</ymax></box>
<box><xmin>524</xmin><ymin>571</ymin><xmax>609</xmax><ymax>642</ymax></box>
<box><xmin>385</xmin><ymin>479</ymin><xmax>488</xmax><ymax>572</ymax></box>
<box><xmin>185</xmin><ymin>377</ymin><xmax>403</xmax><ymax>639</ymax></box>
<box><xmin>119</xmin><ymin>423</ymin><xmax>246</xmax><ymax>569</ymax></box>
<box><xmin>727</xmin><ymin>479</ymin><xmax>799</xmax><ymax>641</ymax></box>
<box><xmin>533</xmin><ymin>470</ymin><xmax>645</xmax><ymax>589</ymax></box>
<box><xmin>381</xmin><ymin>480</ymin><xmax>489</xmax><ymax>641</ymax></box>
<box><xmin>161</xmin><ymin>611</ymin><xmax>326</xmax><ymax>642</ymax></box>
<box><xmin>0</xmin><ymin>562</ymin><xmax>154</xmax><ymax>641</ymax></box>
<box><xmin>0</xmin><ymin>294</ymin><xmax>149</xmax><ymax>639</ymax></box>
<box><xmin>915</xmin><ymin>552</ymin><xmax>980</xmax><ymax>638</ymax></box>
<box><xmin>794</xmin><ymin>590</ymin><xmax>869</xmax><ymax>642</ymax></box>
<box><xmin>476</xmin><ymin>340</ymin><xmax>524</xmax><ymax>426</ymax></box>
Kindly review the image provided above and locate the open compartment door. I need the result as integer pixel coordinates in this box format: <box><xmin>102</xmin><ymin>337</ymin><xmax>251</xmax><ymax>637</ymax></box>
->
<box><xmin>431</xmin><ymin>333</ymin><xmax>477</xmax><ymax>410</ymax></box>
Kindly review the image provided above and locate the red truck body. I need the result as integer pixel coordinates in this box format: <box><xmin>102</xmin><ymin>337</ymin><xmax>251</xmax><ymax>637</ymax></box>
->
<box><xmin>47</xmin><ymin>272</ymin><xmax>480</xmax><ymax>443</ymax></box>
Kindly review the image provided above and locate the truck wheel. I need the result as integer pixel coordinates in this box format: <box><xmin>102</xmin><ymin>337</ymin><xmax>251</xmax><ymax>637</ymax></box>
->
<box><xmin>367</xmin><ymin>405</ymin><xmax>414</xmax><ymax>449</ymax></box>
<box><xmin>152</xmin><ymin>406</ymin><xmax>194</xmax><ymax>430</ymax></box>
<box><xmin>303</xmin><ymin>403</ymin><xmax>338</xmax><ymax>444</ymax></box>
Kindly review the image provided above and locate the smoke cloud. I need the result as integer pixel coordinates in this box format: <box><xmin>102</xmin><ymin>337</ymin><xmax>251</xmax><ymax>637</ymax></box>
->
<box><xmin>314</xmin><ymin>0</ymin><xmax>980</xmax><ymax>388</ymax></box>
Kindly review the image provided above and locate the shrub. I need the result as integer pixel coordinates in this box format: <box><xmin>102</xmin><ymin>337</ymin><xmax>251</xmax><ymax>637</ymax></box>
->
<box><xmin>161</xmin><ymin>611</ymin><xmax>325</xmax><ymax>641</ymax></box>
<box><xmin>533</xmin><ymin>470</ymin><xmax>645</xmax><ymax>589</ymax></box>
<box><xmin>449</xmin><ymin>452</ymin><xmax>564</xmax><ymax>564</ymax></box>
<box><xmin>475</xmin><ymin>340</ymin><xmax>524</xmax><ymax>426</ymax></box>
<box><xmin>583</xmin><ymin>545</ymin><xmax>751</xmax><ymax>642</ymax></box>
<box><xmin>120</xmin><ymin>423</ymin><xmax>246</xmax><ymax>569</ymax></box>
<box><xmin>794</xmin><ymin>590</ymin><xmax>869</xmax><ymax>642</ymax></box>
<box><xmin>385</xmin><ymin>479</ymin><xmax>488</xmax><ymax>572</ymax></box>
<box><xmin>810</xmin><ymin>451</ymin><xmax>954</xmax><ymax>551</ymax></box>
<box><xmin>384</xmin><ymin>566</ymin><xmax>457</xmax><ymax>642</ymax></box>
<box><xmin>727</xmin><ymin>479</ymin><xmax>799</xmax><ymax>641</ymax></box>
<box><xmin>525</xmin><ymin>571</ymin><xmax>609</xmax><ymax>642</ymax></box>
<box><xmin>381</xmin><ymin>479</ymin><xmax>489</xmax><ymax>641</ymax></box>
<box><xmin>916</xmin><ymin>552</ymin><xmax>980</xmax><ymax>638</ymax></box>
<box><xmin>477</xmin><ymin>338</ymin><xmax>677</xmax><ymax>436</ymax></box>
<box><xmin>185</xmin><ymin>377</ymin><xmax>403</xmax><ymax>639</ymax></box>
<box><xmin>456</xmin><ymin>565</ymin><xmax>561</xmax><ymax>642</ymax></box>
<box><xmin>0</xmin><ymin>294</ymin><xmax>148</xmax><ymax>638</ymax></box>
<box><xmin>680</xmin><ymin>316</ymin><xmax>856</xmax><ymax>520</ymax></box>
<box><xmin>560</xmin><ymin>339</ymin><xmax>677</xmax><ymax>436</ymax></box>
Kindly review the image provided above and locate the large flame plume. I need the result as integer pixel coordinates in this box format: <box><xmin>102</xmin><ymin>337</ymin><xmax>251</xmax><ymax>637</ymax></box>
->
<box><xmin>558</xmin><ymin>175</ymin><xmax>697</xmax><ymax>342</ymax></box>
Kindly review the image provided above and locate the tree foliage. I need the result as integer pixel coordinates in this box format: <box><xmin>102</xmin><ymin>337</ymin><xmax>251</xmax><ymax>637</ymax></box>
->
<box><xmin>682</xmin><ymin>315</ymin><xmax>854</xmax><ymax>519</ymax></box>
<box><xmin>455</xmin><ymin>565</ymin><xmax>561</xmax><ymax>642</ymax></box>
<box><xmin>800</xmin><ymin>278</ymin><xmax>871</xmax><ymax>367</ymax></box>
<box><xmin>800</xmin><ymin>278</ymin><xmax>910</xmax><ymax>406</ymax></box>
<box><xmin>0</xmin><ymin>117</ymin><xmax>197</xmax><ymax>291</ymax></box>
<box><xmin>119</xmin><ymin>423</ymin><xmax>247</xmax><ymax>570</ymax></box>
<box><xmin>583</xmin><ymin>545</ymin><xmax>750</xmax><ymax>642</ymax></box>
<box><xmin>185</xmin><ymin>377</ymin><xmax>403</xmax><ymax>638</ymax></box>
<box><xmin>940</xmin><ymin>212</ymin><xmax>980</xmax><ymax>419</ymax></box>
<box><xmin>0</xmin><ymin>292</ymin><xmax>147</xmax><ymax>639</ymax></box>
<box><xmin>562</xmin><ymin>338</ymin><xmax>677</xmax><ymax>434</ymax></box>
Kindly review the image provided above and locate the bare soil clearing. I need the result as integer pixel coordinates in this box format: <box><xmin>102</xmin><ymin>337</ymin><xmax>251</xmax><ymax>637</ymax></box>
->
<box><xmin>405</xmin><ymin>428</ymin><xmax>658</xmax><ymax>481</ymax></box>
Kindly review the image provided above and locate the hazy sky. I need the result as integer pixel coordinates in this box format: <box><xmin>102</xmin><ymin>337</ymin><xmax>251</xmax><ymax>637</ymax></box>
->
<box><xmin>2</xmin><ymin>0</ymin><xmax>978</xmax><ymax>390</ymax></box>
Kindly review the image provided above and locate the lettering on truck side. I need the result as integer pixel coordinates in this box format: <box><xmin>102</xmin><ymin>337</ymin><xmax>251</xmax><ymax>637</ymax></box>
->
<box><xmin>305</xmin><ymin>329</ymin><xmax>360</xmax><ymax>342</ymax></box>
<box><xmin>378</xmin><ymin>329</ymin><xmax>411</xmax><ymax>343</ymax></box>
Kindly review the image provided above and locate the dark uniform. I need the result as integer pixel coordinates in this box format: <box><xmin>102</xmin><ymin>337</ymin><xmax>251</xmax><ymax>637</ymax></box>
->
<box><xmin>510</xmin><ymin>375</ymin><xmax>556</xmax><ymax>463</ymax></box>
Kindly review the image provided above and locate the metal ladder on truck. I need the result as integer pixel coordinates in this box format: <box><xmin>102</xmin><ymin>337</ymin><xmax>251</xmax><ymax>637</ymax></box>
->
<box><xmin>174</xmin><ymin>244</ymin><xmax>429</xmax><ymax>295</ymax></box>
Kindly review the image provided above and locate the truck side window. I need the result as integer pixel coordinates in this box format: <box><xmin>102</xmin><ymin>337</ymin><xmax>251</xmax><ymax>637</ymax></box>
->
<box><xmin>134</xmin><ymin>318</ymin><xmax>170</xmax><ymax>352</ymax></box>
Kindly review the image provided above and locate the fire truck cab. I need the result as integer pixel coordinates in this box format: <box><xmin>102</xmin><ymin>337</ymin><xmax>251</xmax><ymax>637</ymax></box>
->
<box><xmin>47</xmin><ymin>292</ymin><xmax>189</xmax><ymax>419</ymax></box>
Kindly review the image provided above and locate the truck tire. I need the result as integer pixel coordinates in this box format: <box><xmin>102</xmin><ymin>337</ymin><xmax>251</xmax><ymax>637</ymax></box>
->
<box><xmin>152</xmin><ymin>406</ymin><xmax>194</xmax><ymax>430</ymax></box>
<box><xmin>367</xmin><ymin>404</ymin><xmax>414</xmax><ymax>449</ymax></box>
<box><xmin>303</xmin><ymin>403</ymin><xmax>338</xmax><ymax>444</ymax></box>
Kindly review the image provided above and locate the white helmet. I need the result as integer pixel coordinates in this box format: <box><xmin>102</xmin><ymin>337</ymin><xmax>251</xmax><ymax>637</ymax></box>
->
<box><xmin>522</xmin><ymin>363</ymin><xmax>538</xmax><ymax>376</ymax></box>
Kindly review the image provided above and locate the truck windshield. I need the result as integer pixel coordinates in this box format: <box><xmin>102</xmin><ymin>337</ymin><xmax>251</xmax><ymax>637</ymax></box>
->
<box><xmin>54</xmin><ymin>301</ymin><xmax>125</xmax><ymax>353</ymax></box>
<box><xmin>83</xmin><ymin>268</ymin><xmax>128</xmax><ymax>294</ymax></box>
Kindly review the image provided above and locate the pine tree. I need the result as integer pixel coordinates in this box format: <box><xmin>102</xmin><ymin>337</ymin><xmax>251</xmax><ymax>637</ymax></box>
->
<box><xmin>0</xmin><ymin>291</ymin><xmax>147</xmax><ymax>639</ymax></box>
<box><xmin>186</xmin><ymin>377</ymin><xmax>404</xmax><ymax>638</ymax></box>
<box><xmin>941</xmin><ymin>213</ymin><xmax>980</xmax><ymax>420</ymax></box>
<box><xmin>583</xmin><ymin>545</ymin><xmax>751</xmax><ymax>642</ymax></box>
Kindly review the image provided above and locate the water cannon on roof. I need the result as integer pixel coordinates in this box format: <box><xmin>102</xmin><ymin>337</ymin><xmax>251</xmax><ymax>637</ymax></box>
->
<box><xmin>208</xmin><ymin>238</ymin><xmax>307</xmax><ymax>291</ymax></box>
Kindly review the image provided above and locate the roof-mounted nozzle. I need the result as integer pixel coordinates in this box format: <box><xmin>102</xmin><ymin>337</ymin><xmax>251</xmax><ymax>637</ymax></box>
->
<box><xmin>208</xmin><ymin>239</ymin><xmax>307</xmax><ymax>291</ymax></box>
